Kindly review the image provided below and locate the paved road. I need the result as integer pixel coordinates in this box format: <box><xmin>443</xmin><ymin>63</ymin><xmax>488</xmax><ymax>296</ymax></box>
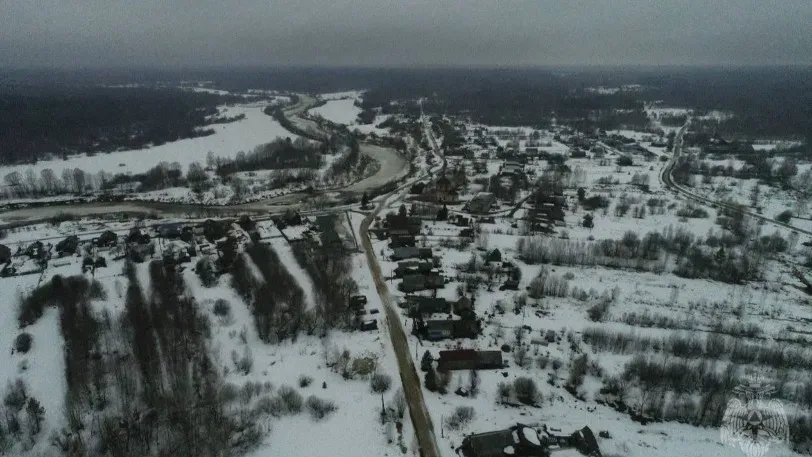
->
<box><xmin>361</xmin><ymin>207</ymin><xmax>440</xmax><ymax>457</ymax></box>
<box><xmin>661</xmin><ymin>123</ymin><xmax>812</xmax><ymax>237</ymax></box>
<box><xmin>359</xmin><ymin>112</ymin><xmax>443</xmax><ymax>457</ymax></box>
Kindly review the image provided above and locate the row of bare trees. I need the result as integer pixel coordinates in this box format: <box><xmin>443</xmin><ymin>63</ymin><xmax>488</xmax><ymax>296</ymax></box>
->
<box><xmin>516</xmin><ymin>223</ymin><xmax>775</xmax><ymax>284</ymax></box>
<box><xmin>231</xmin><ymin>243</ymin><xmax>307</xmax><ymax>342</ymax></box>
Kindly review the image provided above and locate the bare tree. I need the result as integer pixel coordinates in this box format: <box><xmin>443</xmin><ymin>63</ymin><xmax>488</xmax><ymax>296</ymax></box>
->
<box><xmin>4</xmin><ymin>171</ymin><xmax>22</xmax><ymax>188</ymax></box>
<box><xmin>24</xmin><ymin>169</ymin><xmax>38</xmax><ymax>195</ymax></box>
<box><xmin>61</xmin><ymin>169</ymin><xmax>74</xmax><ymax>193</ymax></box>
<box><xmin>40</xmin><ymin>169</ymin><xmax>58</xmax><ymax>194</ymax></box>
<box><xmin>72</xmin><ymin>168</ymin><xmax>86</xmax><ymax>193</ymax></box>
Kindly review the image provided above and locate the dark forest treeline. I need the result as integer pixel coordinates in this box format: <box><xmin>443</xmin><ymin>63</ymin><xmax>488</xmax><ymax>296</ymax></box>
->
<box><xmin>3</xmin><ymin>67</ymin><xmax>808</xmax><ymax>153</ymax></box>
<box><xmin>0</xmin><ymin>87</ymin><xmax>244</xmax><ymax>165</ymax></box>
<box><xmin>363</xmin><ymin>75</ymin><xmax>647</xmax><ymax>130</ymax></box>
<box><xmin>637</xmin><ymin>67</ymin><xmax>812</xmax><ymax>141</ymax></box>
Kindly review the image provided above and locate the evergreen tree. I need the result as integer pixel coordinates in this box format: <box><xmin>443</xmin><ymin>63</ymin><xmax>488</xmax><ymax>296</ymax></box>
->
<box><xmin>420</xmin><ymin>350</ymin><xmax>433</xmax><ymax>372</ymax></box>
<box><xmin>436</xmin><ymin>205</ymin><xmax>449</xmax><ymax>221</ymax></box>
<box><xmin>361</xmin><ymin>192</ymin><xmax>370</xmax><ymax>208</ymax></box>
<box><xmin>424</xmin><ymin>365</ymin><xmax>437</xmax><ymax>392</ymax></box>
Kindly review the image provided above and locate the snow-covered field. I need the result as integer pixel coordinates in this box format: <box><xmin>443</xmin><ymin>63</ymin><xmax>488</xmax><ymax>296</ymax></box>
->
<box><xmin>0</xmin><ymin>101</ymin><xmax>295</xmax><ymax>178</ymax></box>
<box><xmin>311</xmin><ymin>99</ymin><xmax>362</xmax><ymax>125</ymax></box>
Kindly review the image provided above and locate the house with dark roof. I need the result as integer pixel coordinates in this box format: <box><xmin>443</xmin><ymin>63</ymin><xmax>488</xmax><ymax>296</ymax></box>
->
<box><xmin>422</xmin><ymin>173</ymin><xmax>461</xmax><ymax>203</ymax></box>
<box><xmin>391</xmin><ymin>246</ymin><xmax>432</xmax><ymax>261</ymax></box>
<box><xmin>418</xmin><ymin>319</ymin><xmax>479</xmax><ymax>341</ymax></box>
<box><xmin>157</xmin><ymin>223</ymin><xmax>186</xmax><ymax>239</ymax></box>
<box><xmin>56</xmin><ymin>235</ymin><xmax>80</xmax><ymax>257</ymax></box>
<box><xmin>459</xmin><ymin>424</ymin><xmax>602</xmax><ymax>457</ymax></box>
<box><xmin>437</xmin><ymin>349</ymin><xmax>502</xmax><ymax>371</ymax></box>
<box><xmin>0</xmin><ymin>244</ymin><xmax>10</xmax><ymax>264</ymax></box>
<box><xmin>405</xmin><ymin>296</ymin><xmax>451</xmax><ymax>317</ymax></box>
<box><xmin>468</xmin><ymin>192</ymin><xmax>495</xmax><ymax>214</ymax></box>
<box><xmin>385</xmin><ymin>214</ymin><xmax>423</xmax><ymax>236</ymax></box>
<box><xmin>569</xmin><ymin>148</ymin><xmax>586</xmax><ymax>158</ymax></box>
<box><xmin>390</xmin><ymin>234</ymin><xmax>416</xmax><ymax>247</ymax></box>
<box><xmin>459</xmin><ymin>424</ymin><xmax>543</xmax><ymax>457</ymax></box>
<box><xmin>394</xmin><ymin>260</ymin><xmax>434</xmax><ymax>278</ymax></box>
<box><xmin>399</xmin><ymin>273</ymin><xmax>445</xmax><ymax>292</ymax></box>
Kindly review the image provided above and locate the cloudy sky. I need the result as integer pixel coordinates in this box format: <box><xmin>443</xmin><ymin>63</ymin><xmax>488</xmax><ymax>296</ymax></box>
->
<box><xmin>1</xmin><ymin>0</ymin><xmax>810</xmax><ymax>68</ymax></box>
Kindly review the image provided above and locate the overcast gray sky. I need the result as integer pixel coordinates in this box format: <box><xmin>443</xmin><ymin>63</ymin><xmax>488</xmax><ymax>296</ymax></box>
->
<box><xmin>1</xmin><ymin>0</ymin><xmax>810</xmax><ymax>68</ymax></box>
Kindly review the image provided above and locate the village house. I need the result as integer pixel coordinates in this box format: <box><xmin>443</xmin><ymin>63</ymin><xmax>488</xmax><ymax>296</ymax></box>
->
<box><xmin>394</xmin><ymin>260</ymin><xmax>434</xmax><ymax>278</ymax></box>
<box><xmin>459</xmin><ymin>424</ymin><xmax>601</xmax><ymax>457</ymax></box>
<box><xmin>385</xmin><ymin>214</ymin><xmax>423</xmax><ymax>236</ymax></box>
<box><xmin>390</xmin><ymin>246</ymin><xmax>433</xmax><ymax>261</ymax></box>
<box><xmin>156</xmin><ymin>222</ymin><xmax>186</xmax><ymax>239</ymax></box>
<box><xmin>458</xmin><ymin>424</ymin><xmax>545</xmax><ymax>457</ymax></box>
<box><xmin>468</xmin><ymin>192</ymin><xmax>495</xmax><ymax>214</ymax></box>
<box><xmin>56</xmin><ymin>235</ymin><xmax>80</xmax><ymax>257</ymax></box>
<box><xmin>389</xmin><ymin>234</ymin><xmax>416</xmax><ymax>248</ymax></box>
<box><xmin>420</xmin><ymin>318</ymin><xmax>479</xmax><ymax>341</ymax></box>
<box><xmin>424</xmin><ymin>175</ymin><xmax>458</xmax><ymax>203</ymax></box>
<box><xmin>436</xmin><ymin>349</ymin><xmax>503</xmax><ymax>371</ymax></box>
<box><xmin>451</xmin><ymin>214</ymin><xmax>471</xmax><ymax>227</ymax></box>
<box><xmin>399</xmin><ymin>273</ymin><xmax>445</xmax><ymax>292</ymax></box>
<box><xmin>500</xmin><ymin>161</ymin><xmax>524</xmax><ymax>176</ymax></box>
<box><xmin>404</xmin><ymin>296</ymin><xmax>452</xmax><ymax>317</ymax></box>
